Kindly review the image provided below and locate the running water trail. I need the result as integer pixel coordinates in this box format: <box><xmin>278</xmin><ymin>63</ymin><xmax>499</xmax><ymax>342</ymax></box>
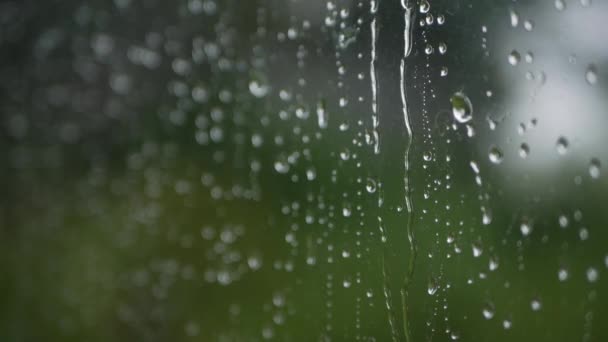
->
<box><xmin>370</xmin><ymin>2</ymin><xmax>401</xmax><ymax>340</ymax></box>
<box><xmin>370</xmin><ymin>0</ymin><xmax>380</xmax><ymax>156</ymax></box>
<box><xmin>399</xmin><ymin>1</ymin><xmax>417</xmax><ymax>341</ymax></box>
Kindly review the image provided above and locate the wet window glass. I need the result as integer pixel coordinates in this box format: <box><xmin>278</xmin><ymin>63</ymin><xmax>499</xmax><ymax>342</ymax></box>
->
<box><xmin>1</xmin><ymin>0</ymin><xmax>607</xmax><ymax>341</ymax></box>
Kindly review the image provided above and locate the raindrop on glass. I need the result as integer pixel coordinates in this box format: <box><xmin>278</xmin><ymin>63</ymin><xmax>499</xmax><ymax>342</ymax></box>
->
<box><xmin>589</xmin><ymin>158</ymin><xmax>601</xmax><ymax>179</ymax></box>
<box><xmin>488</xmin><ymin>146</ymin><xmax>504</xmax><ymax>164</ymax></box>
<box><xmin>508</xmin><ymin>50</ymin><xmax>521</xmax><ymax>66</ymax></box>
<box><xmin>556</xmin><ymin>136</ymin><xmax>569</xmax><ymax>155</ymax></box>
<box><xmin>450</xmin><ymin>92</ymin><xmax>473</xmax><ymax>123</ymax></box>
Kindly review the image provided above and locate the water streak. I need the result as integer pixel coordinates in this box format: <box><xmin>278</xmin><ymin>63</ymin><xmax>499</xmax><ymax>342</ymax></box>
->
<box><xmin>399</xmin><ymin>1</ymin><xmax>417</xmax><ymax>341</ymax></box>
<box><xmin>370</xmin><ymin>0</ymin><xmax>380</xmax><ymax>155</ymax></box>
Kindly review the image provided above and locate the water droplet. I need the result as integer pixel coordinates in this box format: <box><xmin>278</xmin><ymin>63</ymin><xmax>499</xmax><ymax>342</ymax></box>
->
<box><xmin>559</xmin><ymin>214</ymin><xmax>569</xmax><ymax>228</ymax></box>
<box><xmin>427</xmin><ymin>277</ymin><xmax>439</xmax><ymax>295</ymax></box>
<box><xmin>523</xmin><ymin>20</ymin><xmax>534</xmax><ymax>31</ymax></box>
<box><xmin>249</xmin><ymin>80</ymin><xmax>269</xmax><ymax>98</ymax></box>
<box><xmin>503</xmin><ymin>320</ymin><xmax>512</xmax><ymax>330</ymax></box>
<box><xmin>520</xmin><ymin>221</ymin><xmax>532</xmax><ymax>236</ymax></box>
<box><xmin>488</xmin><ymin>146</ymin><xmax>504</xmax><ymax>164</ymax></box>
<box><xmin>589</xmin><ymin>158</ymin><xmax>601</xmax><ymax>179</ymax></box>
<box><xmin>482</xmin><ymin>302</ymin><xmax>495</xmax><ymax>319</ymax></box>
<box><xmin>472</xmin><ymin>243</ymin><xmax>483</xmax><ymax>258</ymax></box>
<box><xmin>317</xmin><ymin>101</ymin><xmax>328</xmax><ymax>129</ymax></box>
<box><xmin>555</xmin><ymin>0</ymin><xmax>566</xmax><ymax>11</ymax></box>
<box><xmin>423</xmin><ymin>151</ymin><xmax>433</xmax><ymax>161</ymax></box>
<box><xmin>438</xmin><ymin>42</ymin><xmax>447</xmax><ymax>54</ymax></box>
<box><xmin>530</xmin><ymin>299</ymin><xmax>542</xmax><ymax>311</ymax></box>
<box><xmin>419</xmin><ymin>0</ymin><xmax>430</xmax><ymax>13</ymax></box>
<box><xmin>274</xmin><ymin>158</ymin><xmax>290</xmax><ymax>174</ymax></box>
<box><xmin>558</xmin><ymin>268</ymin><xmax>569</xmax><ymax>282</ymax></box>
<box><xmin>366</xmin><ymin>178</ymin><xmax>377</xmax><ymax>193</ymax></box>
<box><xmin>525</xmin><ymin>52</ymin><xmax>534</xmax><ymax>63</ymax></box>
<box><xmin>519</xmin><ymin>143</ymin><xmax>530</xmax><ymax>158</ymax></box>
<box><xmin>342</xmin><ymin>205</ymin><xmax>352</xmax><ymax>217</ymax></box>
<box><xmin>587</xmin><ymin>267</ymin><xmax>599</xmax><ymax>283</ymax></box>
<box><xmin>556</xmin><ymin>136</ymin><xmax>569</xmax><ymax>155</ymax></box>
<box><xmin>586</xmin><ymin>64</ymin><xmax>598</xmax><ymax>85</ymax></box>
<box><xmin>340</xmin><ymin>149</ymin><xmax>351</xmax><ymax>161</ymax></box>
<box><xmin>440</xmin><ymin>67</ymin><xmax>449</xmax><ymax>77</ymax></box>
<box><xmin>450</xmin><ymin>92</ymin><xmax>473</xmax><ymax>123</ymax></box>
<box><xmin>509</xmin><ymin>9</ymin><xmax>519</xmax><ymax>27</ymax></box>
<box><xmin>508</xmin><ymin>50</ymin><xmax>521</xmax><ymax>66</ymax></box>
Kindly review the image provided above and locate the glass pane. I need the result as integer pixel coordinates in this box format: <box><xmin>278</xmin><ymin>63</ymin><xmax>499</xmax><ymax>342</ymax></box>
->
<box><xmin>1</xmin><ymin>0</ymin><xmax>607</xmax><ymax>341</ymax></box>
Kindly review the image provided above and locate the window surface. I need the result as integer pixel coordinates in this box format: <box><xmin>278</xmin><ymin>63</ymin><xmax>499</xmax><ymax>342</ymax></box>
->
<box><xmin>1</xmin><ymin>0</ymin><xmax>607</xmax><ymax>341</ymax></box>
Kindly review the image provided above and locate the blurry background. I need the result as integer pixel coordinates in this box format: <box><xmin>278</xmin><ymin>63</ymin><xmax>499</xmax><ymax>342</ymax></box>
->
<box><xmin>1</xmin><ymin>0</ymin><xmax>607</xmax><ymax>341</ymax></box>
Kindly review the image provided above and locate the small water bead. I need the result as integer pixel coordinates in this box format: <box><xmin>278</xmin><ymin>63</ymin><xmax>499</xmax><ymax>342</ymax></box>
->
<box><xmin>488</xmin><ymin>146</ymin><xmax>504</xmax><ymax>164</ymax></box>
<box><xmin>579</xmin><ymin>227</ymin><xmax>589</xmax><ymax>241</ymax></box>
<box><xmin>440</xmin><ymin>67</ymin><xmax>449</xmax><ymax>77</ymax></box>
<box><xmin>366</xmin><ymin>178</ymin><xmax>377</xmax><ymax>193</ymax></box>
<box><xmin>249</xmin><ymin>80</ymin><xmax>269</xmax><ymax>98</ymax></box>
<box><xmin>586</xmin><ymin>64</ymin><xmax>598</xmax><ymax>85</ymax></box>
<box><xmin>489</xmin><ymin>257</ymin><xmax>499</xmax><ymax>271</ymax></box>
<box><xmin>482</xmin><ymin>209</ymin><xmax>493</xmax><ymax>225</ymax></box>
<box><xmin>523</xmin><ymin>20</ymin><xmax>534</xmax><ymax>31</ymax></box>
<box><xmin>274</xmin><ymin>159</ymin><xmax>290</xmax><ymax>174</ymax></box>
<box><xmin>437</xmin><ymin>14</ymin><xmax>445</xmax><ymax>25</ymax></box>
<box><xmin>340</xmin><ymin>149</ymin><xmax>351</xmax><ymax>160</ymax></box>
<box><xmin>509</xmin><ymin>9</ymin><xmax>519</xmax><ymax>27</ymax></box>
<box><xmin>530</xmin><ymin>299</ymin><xmax>542</xmax><ymax>311</ymax></box>
<box><xmin>425</xmin><ymin>45</ymin><xmax>434</xmax><ymax>55</ymax></box>
<box><xmin>427</xmin><ymin>277</ymin><xmax>439</xmax><ymax>295</ymax></box>
<box><xmin>482</xmin><ymin>303</ymin><xmax>495</xmax><ymax>319</ymax></box>
<box><xmin>425</xmin><ymin>14</ymin><xmax>434</xmax><ymax>25</ymax></box>
<box><xmin>525</xmin><ymin>52</ymin><xmax>534</xmax><ymax>63</ymax></box>
<box><xmin>472</xmin><ymin>243</ymin><xmax>483</xmax><ymax>258</ymax></box>
<box><xmin>503</xmin><ymin>320</ymin><xmax>512</xmax><ymax>330</ymax></box>
<box><xmin>419</xmin><ymin>0</ymin><xmax>430</xmax><ymax>13</ymax></box>
<box><xmin>520</xmin><ymin>221</ymin><xmax>532</xmax><ymax>236</ymax></box>
<box><xmin>508</xmin><ymin>50</ymin><xmax>521</xmax><ymax>66</ymax></box>
<box><xmin>438</xmin><ymin>42</ymin><xmax>447</xmax><ymax>54</ymax></box>
<box><xmin>558</xmin><ymin>268</ymin><xmax>569</xmax><ymax>282</ymax></box>
<box><xmin>519</xmin><ymin>143</ymin><xmax>530</xmax><ymax>158</ymax></box>
<box><xmin>559</xmin><ymin>215</ymin><xmax>569</xmax><ymax>228</ymax></box>
<box><xmin>555</xmin><ymin>0</ymin><xmax>566</xmax><ymax>11</ymax></box>
<box><xmin>342</xmin><ymin>205</ymin><xmax>352</xmax><ymax>217</ymax></box>
<box><xmin>306</xmin><ymin>168</ymin><xmax>317</xmax><ymax>181</ymax></box>
<box><xmin>450</xmin><ymin>92</ymin><xmax>473</xmax><ymax>123</ymax></box>
<box><xmin>423</xmin><ymin>151</ymin><xmax>433</xmax><ymax>161</ymax></box>
<box><xmin>556</xmin><ymin>136</ymin><xmax>569</xmax><ymax>155</ymax></box>
<box><xmin>581</xmin><ymin>0</ymin><xmax>592</xmax><ymax>7</ymax></box>
<box><xmin>589</xmin><ymin>158</ymin><xmax>601</xmax><ymax>179</ymax></box>
<box><xmin>587</xmin><ymin>267</ymin><xmax>599</xmax><ymax>283</ymax></box>
<box><xmin>343</xmin><ymin>279</ymin><xmax>352</xmax><ymax>288</ymax></box>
